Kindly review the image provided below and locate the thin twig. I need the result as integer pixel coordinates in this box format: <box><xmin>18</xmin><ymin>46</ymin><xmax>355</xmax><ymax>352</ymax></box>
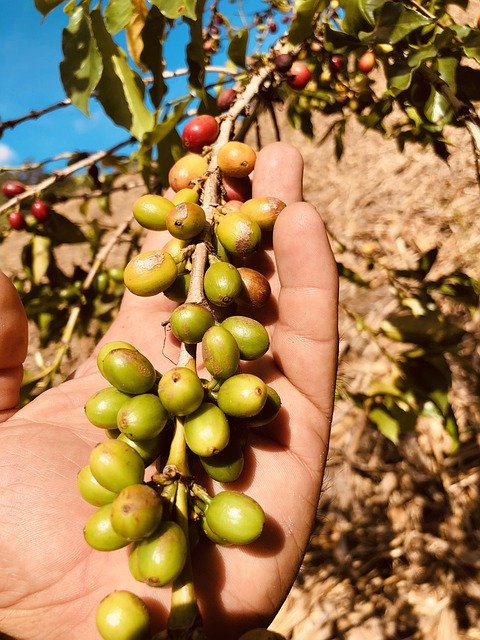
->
<box><xmin>267</xmin><ymin>101</ymin><xmax>281</xmax><ymax>142</ymax></box>
<box><xmin>0</xmin><ymin>137</ymin><xmax>134</xmax><ymax>215</ymax></box>
<box><xmin>0</xmin><ymin>99</ymin><xmax>72</xmax><ymax>135</ymax></box>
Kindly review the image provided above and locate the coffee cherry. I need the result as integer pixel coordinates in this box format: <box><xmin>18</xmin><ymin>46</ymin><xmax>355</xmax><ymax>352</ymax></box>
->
<box><xmin>2</xmin><ymin>180</ymin><xmax>26</xmax><ymax>198</ymax></box>
<box><xmin>199</xmin><ymin>434</ymin><xmax>244</xmax><ymax>482</ymax></box>
<box><xmin>221</xmin><ymin>315</ymin><xmax>270</xmax><ymax>360</ymax></box>
<box><xmin>117</xmin><ymin>394</ymin><xmax>168</xmax><ymax>440</ymax></box>
<box><xmin>217</xmin><ymin>373</ymin><xmax>267</xmax><ymax>418</ymax></box>
<box><xmin>101</xmin><ymin>348</ymin><xmax>156</xmax><ymax>394</ymax></box>
<box><xmin>217</xmin><ymin>87</ymin><xmax>237</xmax><ymax>111</ymax></box>
<box><xmin>164</xmin><ymin>273</ymin><xmax>191</xmax><ymax>302</ymax></box>
<box><xmin>166</xmin><ymin>202</ymin><xmax>206</xmax><ymax>240</ymax></box>
<box><xmin>329</xmin><ymin>54</ymin><xmax>345</xmax><ymax>72</ymax></box>
<box><xmin>239</xmin><ymin>196</ymin><xmax>286</xmax><ymax>231</ymax></box>
<box><xmin>202</xmin><ymin>325</ymin><xmax>240</xmax><ymax>380</ymax></box>
<box><xmin>31</xmin><ymin>199</ymin><xmax>50</xmax><ymax>222</ymax></box>
<box><xmin>117</xmin><ymin>433</ymin><xmax>163</xmax><ymax>465</ymax></box>
<box><xmin>203</xmin><ymin>261</ymin><xmax>243</xmax><ymax>307</ymax></box>
<box><xmin>135</xmin><ymin>520</ymin><xmax>187</xmax><ymax>587</ymax></box>
<box><xmin>108</xmin><ymin>266</ymin><xmax>125</xmax><ymax>283</ymax></box>
<box><xmin>110</xmin><ymin>484</ymin><xmax>163</xmax><ymax>541</ymax></box>
<box><xmin>132</xmin><ymin>194</ymin><xmax>174</xmax><ymax>231</ymax></box>
<box><xmin>85</xmin><ymin>387</ymin><xmax>132</xmax><ymax>430</ymax></box>
<box><xmin>77</xmin><ymin>465</ymin><xmax>117</xmax><ymax>506</ymax></box>
<box><xmin>84</xmin><ymin>503</ymin><xmax>129</xmax><ymax>551</ymax></box>
<box><xmin>7</xmin><ymin>210</ymin><xmax>25</xmax><ymax>230</ymax></box>
<box><xmin>274</xmin><ymin>53</ymin><xmax>293</xmax><ymax>72</ymax></box>
<box><xmin>234</xmin><ymin>385</ymin><xmax>281</xmax><ymax>428</ymax></box>
<box><xmin>286</xmin><ymin>61</ymin><xmax>312</xmax><ymax>89</ymax></box>
<box><xmin>158</xmin><ymin>367</ymin><xmax>204</xmax><ymax>416</ymax></box>
<box><xmin>97</xmin><ymin>341</ymin><xmax>136</xmax><ymax>377</ymax></box>
<box><xmin>96</xmin><ymin>591</ymin><xmax>150</xmax><ymax>640</ymax></box>
<box><xmin>94</xmin><ymin>272</ymin><xmax>109</xmax><ymax>294</ymax></box>
<box><xmin>171</xmin><ymin>188</ymin><xmax>199</xmax><ymax>205</ymax></box>
<box><xmin>168</xmin><ymin>154</ymin><xmax>208</xmax><ymax>192</ymax></box>
<box><xmin>89</xmin><ymin>439</ymin><xmax>145</xmax><ymax>492</ymax></box>
<box><xmin>169</xmin><ymin>303</ymin><xmax>215</xmax><ymax>344</ymax></box>
<box><xmin>184</xmin><ymin>402</ymin><xmax>230</xmax><ymax>457</ymax></box>
<box><xmin>205</xmin><ymin>490</ymin><xmax>265</xmax><ymax>544</ymax></box>
<box><xmin>124</xmin><ymin>250</ymin><xmax>177</xmax><ymax>296</ymax></box>
<box><xmin>222</xmin><ymin>175</ymin><xmax>252</xmax><ymax>202</ymax></box>
<box><xmin>222</xmin><ymin>200</ymin><xmax>243</xmax><ymax>212</ymax></box>
<box><xmin>201</xmin><ymin>517</ymin><xmax>228</xmax><ymax>544</ymax></box>
<box><xmin>357</xmin><ymin>50</ymin><xmax>376</xmax><ymax>74</ymax></box>
<box><xmin>217</xmin><ymin>142</ymin><xmax>256</xmax><ymax>178</ymax></box>
<box><xmin>216</xmin><ymin>212</ymin><xmax>261</xmax><ymax>255</ymax></box>
<box><xmin>128</xmin><ymin>545</ymin><xmax>144</xmax><ymax>581</ymax></box>
<box><xmin>236</xmin><ymin>267</ymin><xmax>271</xmax><ymax>309</ymax></box>
<box><xmin>182</xmin><ymin>115</ymin><xmax>219</xmax><ymax>153</ymax></box>
<box><xmin>239</xmin><ymin>630</ymin><xmax>286</xmax><ymax>640</ymax></box>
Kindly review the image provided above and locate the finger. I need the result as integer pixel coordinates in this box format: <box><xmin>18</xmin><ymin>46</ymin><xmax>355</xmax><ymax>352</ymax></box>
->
<box><xmin>252</xmin><ymin>141</ymin><xmax>304</xmax><ymax>204</ymax></box>
<box><xmin>0</xmin><ymin>272</ymin><xmax>28</xmax><ymax>420</ymax></box>
<box><xmin>272</xmin><ymin>202</ymin><xmax>338</xmax><ymax>418</ymax></box>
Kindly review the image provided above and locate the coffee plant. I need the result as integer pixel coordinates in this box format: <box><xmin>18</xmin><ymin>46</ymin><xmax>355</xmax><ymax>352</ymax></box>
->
<box><xmin>1</xmin><ymin>0</ymin><xmax>480</xmax><ymax>637</ymax></box>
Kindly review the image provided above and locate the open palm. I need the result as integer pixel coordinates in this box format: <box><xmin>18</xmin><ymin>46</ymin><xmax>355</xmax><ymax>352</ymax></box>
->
<box><xmin>0</xmin><ymin>143</ymin><xmax>338</xmax><ymax>640</ymax></box>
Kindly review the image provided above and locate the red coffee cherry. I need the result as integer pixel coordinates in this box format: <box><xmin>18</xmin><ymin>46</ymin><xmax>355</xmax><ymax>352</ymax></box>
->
<box><xmin>182</xmin><ymin>115</ymin><xmax>219</xmax><ymax>153</ymax></box>
<box><xmin>286</xmin><ymin>61</ymin><xmax>312</xmax><ymax>90</ymax></box>
<box><xmin>7</xmin><ymin>210</ymin><xmax>26</xmax><ymax>230</ymax></box>
<box><xmin>330</xmin><ymin>54</ymin><xmax>345</xmax><ymax>72</ymax></box>
<box><xmin>357</xmin><ymin>50</ymin><xmax>376</xmax><ymax>74</ymax></box>
<box><xmin>217</xmin><ymin>88</ymin><xmax>237</xmax><ymax>111</ymax></box>
<box><xmin>2</xmin><ymin>180</ymin><xmax>26</xmax><ymax>198</ymax></box>
<box><xmin>31</xmin><ymin>199</ymin><xmax>50</xmax><ymax>222</ymax></box>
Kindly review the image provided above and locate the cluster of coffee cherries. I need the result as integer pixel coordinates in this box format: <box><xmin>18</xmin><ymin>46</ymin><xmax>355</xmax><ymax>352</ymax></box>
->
<box><xmin>1</xmin><ymin>179</ymin><xmax>51</xmax><ymax>230</ymax></box>
<box><xmin>79</xmin><ymin>112</ymin><xmax>287</xmax><ymax>640</ymax></box>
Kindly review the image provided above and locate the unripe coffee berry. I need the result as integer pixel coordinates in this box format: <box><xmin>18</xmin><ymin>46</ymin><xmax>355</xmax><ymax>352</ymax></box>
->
<box><xmin>135</xmin><ymin>520</ymin><xmax>187</xmax><ymax>587</ymax></box>
<box><xmin>110</xmin><ymin>484</ymin><xmax>163</xmax><ymax>541</ymax></box>
<box><xmin>117</xmin><ymin>394</ymin><xmax>168</xmax><ymax>440</ymax></box>
<box><xmin>169</xmin><ymin>303</ymin><xmax>215</xmax><ymax>344</ymax></box>
<box><xmin>158</xmin><ymin>367</ymin><xmax>204</xmax><ymax>416</ymax></box>
<box><xmin>216</xmin><ymin>212</ymin><xmax>261</xmax><ymax>255</ymax></box>
<box><xmin>240</xmin><ymin>196</ymin><xmax>286</xmax><ymax>231</ymax></box>
<box><xmin>84</xmin><ymin>503</ymin><xmax>129</xmax><ymax>551</ymax></box>
<box><xmin>217</xmin><ymin>141</ymin><xmax>256</xmax><ymax>178</ymax></box>
<box><xmin>89</xmin><ymin>439</ymin><xmax>145</xmax><ymax>492</ymax></box>
<box><xmin>97</xmin><ymin>341</ymin><xmax>136</xmax><ymax>377</ymax></box>
<box><xmin>202</xmin><ymin>325</ymin><xmax>240</xmax><ymax>380</ymax></box>
<box><xmin>124</xmin><ymin>250</ymin><xmax>177</xmax><ymax>296</ymax></box>
<box><xmin>96</xmin><ymin>590</ymin><xmax>150</xmax><ymax>640</ymax></box>
<box><xmin>203</xmin><ymin>261</ymin><xmax>243</xmax><ymax>307</ymax></box>
<box><xmin>166</xmin><ymin>202</ymin><xmax>206</xmax><ymax>240</ymax></box>
<box><xmin>85</xmin><ymin>387</ymin><xmax>132</xmax><ymax>430</ymax></box>
<box><xmin>205</xmin><ymin>490</ymin><xmax>265</xmax><ymax>545</ymax></box>
<box><xmin>77</xmin><ymin>465</ymin><xmax>118</xmax><ymax>506</ymax></box>
<box><xmin>101</xmin><ymin>348</ymin><xmax>156</xmax><ymax>394</ymax></box>
<box><xmin>132</xmin><ymin>194</ymin><xmax>174</xmax><ymax>231</ymax></box>
<box><xmin>184</xmin><ymin>402</ymin><xmax>230</xmax><ymax>457</ymax></box>
<box><xmin>217</xmin><ymin>373</ymin><xmax>267</xmax><ymax>418</ymax></box>
<box><xmin>221</xmin><ymin>315</ymin><xmax>270</xmax><ymax>360</ymax></box>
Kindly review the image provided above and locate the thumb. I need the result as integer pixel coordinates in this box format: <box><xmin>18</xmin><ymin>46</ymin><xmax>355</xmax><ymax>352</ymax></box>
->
<box><xmin>0</xmin><ymin>271</ymin><xmax>28</xmax><ymax>422</ymax></box>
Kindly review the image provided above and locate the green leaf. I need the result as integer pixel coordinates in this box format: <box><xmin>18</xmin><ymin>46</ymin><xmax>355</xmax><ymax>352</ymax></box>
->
<box><xmin>45</xmin><ymin>212</ymin><xmax>88</xmax><ymax>245</ymax></box>
<box><xmin>186</xmin><ymin>0</ymin><xmax>206</xmax><ymax>96</ymax></box>
<box><xmin>90</xmin><ymin>9</ymin><xmax>154</xmax><ymax>140</ymax></box>
<box><xmin>151</xmin><ymin>0</ymin><xmax>197</xmax><ymax>20</ymax></box>
<box><xmin>379</xmin><ymin>310</ymin><xmax>463</xmax><ymax>346</ymax></box>
<box><xmin>34</xmin><ymin>0</ymin><xmax>66</xmax><ymax>16</ymax></box>
<box><xmin>386</xmin><ymin>58</ymin><xmax>414</xmax><ymax>96</ymax></box>
<box><xmin>461</xmin><ymin>28</ymin><xmax>480</xmax><ymax>64</ymax></box>
<box><xmin>60</xmin><ymin>7</ymin><xmax>103</xmax><ymax>116</ymax></box>
<box><xmin>369</xmin><ymin>406</ymin><xmax>400</xmax><ymax>443</ymax></box>
<box><xmin>289</xmin><ymin>0</ymin><xmax>327</xmax><ymax>44</ymax></box>
<box><xmin>360</xmin><ymin>1</ymin><xmax>432</xmax><ymax>44</ymax></box>
<box><xmin>339</xmin><ymin>0</ymin><xmax>369</xmax><ymax>37</ymax></box>
<box><xmin>140</xmin><ymin>6</ymin><xmax>167</xmax><ymax>109</ymax></box>
<box><xmin>104</xmin><ymin>0</ymin><xmax>134</xmax><ymax>34</ymax></box>
<box><xmin>337</xmin><ymin>261</ymin><xmax>368</xmax><ymax>286</ymax></box>
<box><xmin>358</xmin><ymin>0</ymin><xmax>388</xmax><ymax>24</ymax></box>
<box><xmin>228</xmin><ymin>29</ymin><xmax>248</xmax><ymax>68</ymax></box>
<box><xmin>424</xmin><ymin>56</ymin><xmax>457</xmax><ymax>125</ymax></box>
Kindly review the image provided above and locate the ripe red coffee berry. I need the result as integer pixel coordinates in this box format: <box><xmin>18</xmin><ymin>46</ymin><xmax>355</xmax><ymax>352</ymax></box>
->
<box><xmin>2</xmin><ymin>180</ymin><xmax>26</xmax><ymax>198</ymax></box>
<box><xmin>31</xmin><ymin>199</ymin><xmax>50</xmax><ymax>222</ymax></box>
<box><xmin>274</xmin><ymin>53</ymin><xmax>293</xmax><ymax>72</ymax></box>
<box><xmin>357</xmin><ymin>50</ymin><xmax>376</xmax><ymax>74</ymax></box>
<box><xmin>330</xmin><ymin>54</ymin><xmax>345</xmax><ymax>72</ymax></box>
<box><xmin>286</xmin><ymin>61</ymin><xmax>312</xmax><ymax>90</ymax></box>
<box><xmin>217</xmin><ymin>88</ymin><xmax>237</xmax><ymax>111</ymax></box>
<box><xmin>7</xmin><ymin>210</ymin><xmax>26</xmax><ymax>230</ymax></box>
<box><xmin>182</xmin><ymin>115</ymin><xmax>219</xmax><ymax>153</ymax></box>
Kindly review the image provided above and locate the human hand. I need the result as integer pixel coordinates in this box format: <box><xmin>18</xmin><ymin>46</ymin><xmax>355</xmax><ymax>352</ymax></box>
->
<box><xmin>0</xmin><ymin>142</ymin><xmax>338</xmax><ymax>640</ymax></box>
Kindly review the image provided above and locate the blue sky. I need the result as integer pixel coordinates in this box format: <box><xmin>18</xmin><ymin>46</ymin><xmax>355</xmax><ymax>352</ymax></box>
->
<box><xmin>0</xmin><ymin>2</ymin><xmax>281</xmax><ymax>168</ymax></box>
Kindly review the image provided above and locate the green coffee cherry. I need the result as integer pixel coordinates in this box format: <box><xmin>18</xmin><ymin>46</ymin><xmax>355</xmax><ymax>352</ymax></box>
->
<box><xmin>239</xmin><ymin>196</ymin><xmax>286</xmax><ymax>231</ymax></box>
<box><xmin>89</xmin><ymin>439</ymin><xmax>145</xmax><ymax>492</ymax></box>
<box><xmin>184</xmin><ymin>402</ymin><xmax>230</xmax><ymax>457</ymax></box>
<box><xmin>128</xmin><ymin>545</ymin><xmax>144</xmax><ymax>582</ymax></box>
<box><xmin>124</xmin><ymin>250</ymin><xmax>177</xmax><ymax>296</ymax></box>
<box><xmin>172</xmin><ymin>188</ymin><xmax>199</xmax><ymax>205</ymax></box>
<box><xmin>221</xmin><ymin>315</ymin><xmax>270</xmax><ymax>360</ymax></box>
<box><xmin>217</xmin><ymin>373</ymin><xmax>267</xmax><ymax>418</ymax></box>
<box><xmin>205</xmin><ymin>490</ymin><xmax>265</xmax><ymax>545</ymax></box>
<box><xmin>135</xmin><ymin>520</ymin><xmax>187</xmax><ymax>587</ymax></box>
<box><xmin>163</xmin><ymin>273</ymin><xmax>191</xmax><ymax>302</ymax></box>
<box><xmin>84</xmin><ymin>503</ymin><xmax>129</xmax><ymax>551</ymax></box>
<box><xmin>166</xmin><ymin>202</ymin><xmax>206</xmax><ymax>240</ymax></box>
<box><xmin>117</xmin><ymin>394</ymin><xmax>168</xmax><ymax>440</ymax></box>
<box><xmin>202</xmin><ymin>325</ymin><xmax>240</xmax><ymax>380</ymax></box>
<box><xmin>234</xmin><ymin>386</ymin><xmax>282</xmax><ymax>428</ymax></box>
<box><xmin>108</xmin><ymin>267</ymin><xmax>125</xmax><ymax>283</ymax></box>
<box><xmin>199</xmin><ymin>435</ymin><xmax>244</xmax><ymax>482</ymax></box>
<box><xmin>85</xmin><ymin>387</ymin><xmax>132</xmax><ymax>430</ymax></box>
<box><xmin>201</xmin><ymin>517</ymin><xmax>228</xmax><ymax>545</ymax></box>
<box><xmin>158</xmin><ymin>367</ymin><xmax>204</xmax><ymax>416</ymax></box>
<box><xmin>132</xmin><ymin>194</ymin><xmax>174</xmax><ymax>231</ymax></box>
<box><xmin>77</xmin><ymin>465</ymin><xmax>117</xmax><ymax>506</ymax></box>
<box><xmin>215</xmin><ymin>212</ymin><xmax>261</xmax><ymax>255</ymax></box>
<box><xmin>97</xmin><ymin>341</ymin><xmax>136</xmax><ymax>377</ymax></box>
<box><xmin>96</xmin><ymin>590</ymin><xmax>150</xmax><ymax>640</ymax></box>
<box><xmin>211</xmin><ymin>232</ymin><xmax>230</xmax><ymax>262</ymax></box>
<box><xmin>101</xmin><ymin>348</ymin><xmax>156</xmax><ymax>395</ymax></box>
<box><xmin>117</xmin><ymin>433</ymin><xmax>163</xmax><ymax>465</ymax></box>
<box><xmin>169</xmin><ymin>303</ymin><xmax>215</xmax><ymax>344</ymax></box>
<box><xmin>161</xmin><ymin>237</ymin><xmax>190</xmax><ymax>272</ymax></box>
<box><xmin>94</xmin><ymin>272</ymin><xmax>110</xmax><ymax>294</ymax></box>
<box><xmin>203</xmin><ymin>261</ymin><xmax>243</xmax><ymax>307</ymax></box>
<box><xmin>110</xmin><ymin>484</ymin><xmax>163</xmax><ymax>541</ymax></box>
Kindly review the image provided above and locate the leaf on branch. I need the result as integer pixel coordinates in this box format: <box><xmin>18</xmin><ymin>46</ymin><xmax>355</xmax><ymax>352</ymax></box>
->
<box><xmin>60</xmin><ymin>6</ymin><xmax>103</xmax><ymax>116</ymax></box>
<box><xmin>126</xmin><ymin>0</ymin><xmax>149</xmax><ymax>71</ymax></box>
<box><xmin>358</xmin><ymin>0</ymin><xmax>388</xmax><ymax>25</ymax></box>
<box><xmin>151</xmin><ymin>0</ymin><xmax>197</xmax><ymax>20</ymax></box>
<box><xmin>339</xmin><ymin>0</ymin><xmax>369</xmax><ymax>37</ymax></box>
<box><xmin>140</xmin><ymin>6</ymin><xmax>167</xmax><ymax>109</ymax></box>
<box><xmin>461</xmin><ymin>28</ymin><xmax>480</xmax><ymax>64</ymax></box>
<box><xmin>360</xmin><ymin>1</ymin><xmax>432</xmax><ymax>45</ymax></box>
<box><xmin>45</xmin><ymin>212</ymin><xmax>88</xmax><ymax>245</ymax></box>
<box><xmin>186</xmin><ymin>0</ymin><xmax>208</xmax><ymax>102</ymax></box>
<box><xmin>424</xmin><ymin>56</ymin><xmax>458</xmax><ymax>125</ymax></box>
<box><xmin>386</xmin><ymin>58</ymin><xmax>414</xmax><ymax>96</ymax></box>
<box><xmin>34</xmin><ymin>0</ymin><xmax>66</xmax><ymax>16</ymax></box>
<box><xmin>90</xmin><ymin>9</ymin><xmax>154</xmax><ymax>141</ymax></box>
<box><xmin>289</xmin><ymin>0</ymin><xmax>328</xmax><ymax>44</ymax></box>
<box><xmin>104</xmin><ymin>0</ymin><xmax>134</xmax><ymax>34</ymax></box>
<box><xmin>228</xmin><ymin>29</ymin><xmax>248</xmax><ymax>69</ymax></box>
